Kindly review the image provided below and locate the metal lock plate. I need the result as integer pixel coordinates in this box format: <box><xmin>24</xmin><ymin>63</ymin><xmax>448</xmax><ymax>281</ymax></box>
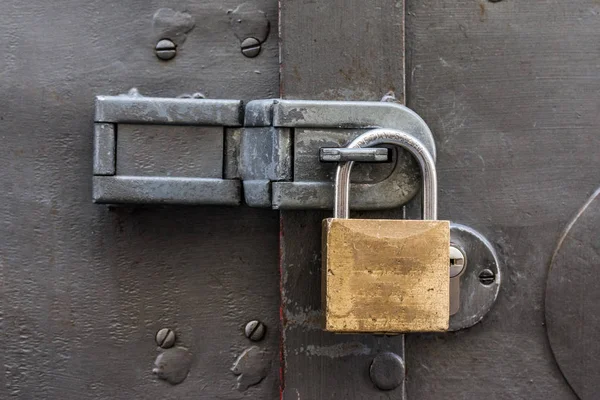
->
<box><xmin>322</xmin><ymin>219</ymin><xmax>450</xmax><ymax>333</ymax></box>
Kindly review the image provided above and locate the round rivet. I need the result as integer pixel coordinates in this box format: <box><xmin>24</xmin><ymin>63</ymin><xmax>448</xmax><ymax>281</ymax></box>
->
<box><xmin>241</xmin><ymin>37</ymin><xmax>261</xmax><ymax>58</ymax></box>
<box><xmin>155</xmin><ymin>39</ymin><xmax>177</xmax><ymax>61</ymax></box>
<box><xmin>244</xmin><ymin>320</ymin><xmax>266</xmax><ymax>341</ymax></box>
<box><xmin>370</xmin><ymin>352</ymin><xmax>405</xmax><ymax>391</ymax></box>
<box><xmin>155</xmin><ymin>328</ymin><xmax>176</xmax><ymax>349</ymax></box>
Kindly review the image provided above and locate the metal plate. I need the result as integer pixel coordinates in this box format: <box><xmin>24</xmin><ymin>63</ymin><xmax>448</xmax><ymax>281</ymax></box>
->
<box><xmin>546</xmin><ymin>188</ymin><xmax>600</xmax><ymax>400</ymax></box>
<box><xmin>405</xmin><ymin>0</ymin><xmax>598</xmax><ymax>398</ymax></box>
<box><xmin>116</xmin><ymin>125</ymin><xmax>224</xmax><ymax>178</ymax></box>
<box><xmin>0</xmin><ymin>0</ymin><xmax>281</xmax><ymax>398</ymax></box>
<box><xmin>449</xmin><ymin>223</ymin><xmax>501</xmax><ymax>331</ymax></box>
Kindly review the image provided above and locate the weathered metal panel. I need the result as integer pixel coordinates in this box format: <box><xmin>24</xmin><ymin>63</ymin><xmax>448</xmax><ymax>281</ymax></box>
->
<box><xmin>116</xmin><ymin>125</ymin><xmax>224</xmax><ymax>178</ymax></box>
<box><xmin>280</xmin><ymin>1</ymin><xmax>405</xmax><ymax>101</ymax></box>
<box><xmin>279</xmin><ymin>0</ymin><xmax>407</xmax><ymax>398</ymax></box>
<box><xmin>546</xmin><ymin>188</ymin><xmax>600</xmax><ymax>400</ymax></box>
<box><xmin>0</xmin><ymin>0</ymin><xmax>281</xmax><ymax>398</ymax></box>
<box><xmin>405</xmin><ymin>0</ymin><xmax>600</xmax><ymax>398</ymax></box>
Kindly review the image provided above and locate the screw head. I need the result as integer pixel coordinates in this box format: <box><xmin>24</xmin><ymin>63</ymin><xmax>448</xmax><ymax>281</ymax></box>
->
<box><xmin>479</xmin><ymin>269</ymin><xmax>496</xmax><ymax>285</ymax></box>
<box><xmin>155</xmin><ymin>39</ymin><xmax>177</xmax><ymax>61</ymax></box>
<box><xmin>155</xmin><ymin>328</ymin><xmax>176</xmax><ymax>349</ymax></box>
<box><xmin>370</xmin><ymin>352</ymin><xmax>405</xmax><ymax>391</ymax></box>
<box><xmin>449</xmin><ymin>245</ymin><xmax>467</xmax><ymax>278</ymax></box>
<box><xmin>244</xmin><ymin>320</ymin><xmax>266</xmax><ymax>341</ymax></box>
<box><xmin>241</xmin><ymin>37</ymin><xmax>261</xmax><ymax>58</ymax></box>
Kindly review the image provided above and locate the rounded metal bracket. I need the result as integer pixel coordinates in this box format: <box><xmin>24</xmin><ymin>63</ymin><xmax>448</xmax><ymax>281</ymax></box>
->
<box><xmin>449</xmin><ymin>223</ymin><xmax>502</xmax><ymax>331</ymax></box>
<box><xmin>244</xmin><ymin>99</ymin><xmax>437</xmax><ymax>210</ymax></box>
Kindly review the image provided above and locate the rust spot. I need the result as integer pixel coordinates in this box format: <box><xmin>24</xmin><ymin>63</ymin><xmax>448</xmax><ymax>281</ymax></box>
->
<box><xmin>292</xmin><ymin>65</ymin><xmax>301</xmax><ymax>81</ymax></box>
<box><xmin>479</xmin><ymin>2</ymin><xmax>487</xmax><ymax>21</ymax></box>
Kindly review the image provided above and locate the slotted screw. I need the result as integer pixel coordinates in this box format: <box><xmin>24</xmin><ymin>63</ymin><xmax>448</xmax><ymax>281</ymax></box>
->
<box><xmin>155</xmin><ymin>39</ymin><xmax>177</xmax><ymax>61</ymax></box>
<box><xmin>155</xmin><ymin>328</ymin><xmax>176</xmax><ymax>349</ymax></box>
<box><xmin>479</xmin><ymin>269</ymin><xmax>496</xmax><ymax>285</ymax></box>
<box><xmin>241</xmin><ymin>37</ymin><xmax>261</xmax><ymax>58</ymax></box>
<box><xmin>244</xmin><ymin>320</ymin><xmax>266</xmax><ymax>341</ymax></box>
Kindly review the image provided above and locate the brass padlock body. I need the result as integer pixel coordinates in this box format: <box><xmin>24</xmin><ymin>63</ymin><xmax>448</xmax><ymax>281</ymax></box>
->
<box><xmin>322</xmin><ymin>218</ymin><xmax>450</xmax><ymax>333</ymax></box>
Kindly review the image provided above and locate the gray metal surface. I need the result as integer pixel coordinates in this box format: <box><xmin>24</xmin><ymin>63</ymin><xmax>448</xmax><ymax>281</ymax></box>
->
<box><xmin>279</xmin><ymin>0</ymin><xmax>407</xmax><ymax>398</ymax></box>
<box><xmin>294</xmin><ymin>129</ymin><xmax>396</xmax><ymax>183</ymax></box>
<box><xmin>546</xmin><ymin>187</ymin><xmax>600</xmax><ymax>400</ymax></box>
<box><xmin>239</xmin><ymin>127</ymin><xmax>292</xmax><ymax>182</ymax></box>
<box><xmin>155</xmin><ymin>328</ymin><xmax>176</xmax><ymax>349</ymax></box>
<box><xmin>93</xmin><ymin>123</ymin><xmax>116</xmax><ymax>175</ymax></box>
<box><xmin>369</xmin><ymin>352</ymin><xmax>406</xmax><ymax>391</ymax></box>
<box><xmin>240</xmin><ymin>38</ymin><xmax>262</xmax><ymax>58</ymax></box>
<box><xmin>319</xmin><ymin>147</ymin><xmax>391</xmax><ymax>163</ymax></box>
<box><xmin>93</xmin><ymin>176</ymin><xmax>241</xmax><ymax>206</ymax></box>
<box><xmin>271</xmin><ymin>172</ymin><xmax>419</xmax><ymax>210</ymax></box>
<box><xmin>272</xmin><ymin>127</ymin><xmax>420</xmax><ymax>210</ymax></box>
<box><xmin>271</xmin><ymin>100</ymin><xmax>436</xmax><ymax>159</ymax></box>
<box><xmin>405</xmin><ymin>0</ymin><xmax>600</xmax><ymax>398</ymax></box>
<box><xmin>95</xmin><ymin>96</ymin><xmax>243</xmax><ymax>126</ymax></box>
<box><xmin>245</xmin><ymin>98</ymin><xmax>431</xmax><ymax>210</ymax></box>
<box><xmin>94</xmin><ymin>94</ymin><xmax>244</xmax><ymax>206</ymax></box>
<box><xmin>2</xmin><ymin>0</ymin><xmax>599</xmax><ymax>398</ymax></box>
<box><xmin>0</xmin><ymin>0</ymin><xmax>281</xmax><ymax>398</ymax></box>
<box><xmin>155</xmin><ymin>39</ymin><xmax>177</xmax><ymax>61</ymax></box>
<box><xmin>116</xmin><ymin>125</ymin><xmax>224</xmax><ymax>178</ymax></box>
<box><xmin>448</xmin><ymin>224</ymin><xmax>501</xmax><ymax>331</ymax></box>
<box><xmin>95</xmin><ymin>96</ymin><xmax>429</xmax><ymax>209</ymax></box>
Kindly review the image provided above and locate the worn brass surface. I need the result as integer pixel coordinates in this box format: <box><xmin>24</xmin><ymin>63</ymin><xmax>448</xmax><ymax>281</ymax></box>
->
<box><xmin>322</xmin><ymin>218</ymin><xmax>450</xmax><ymax>333</ymax></box>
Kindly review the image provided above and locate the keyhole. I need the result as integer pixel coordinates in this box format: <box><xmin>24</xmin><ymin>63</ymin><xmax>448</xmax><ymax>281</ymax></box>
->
<box><xmin>449</xmin><ymin>245</ymin><xmax>466</xmax><ymax>278</ymax></box>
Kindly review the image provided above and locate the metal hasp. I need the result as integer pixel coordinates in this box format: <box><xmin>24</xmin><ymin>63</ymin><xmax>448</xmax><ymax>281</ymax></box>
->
<box><xmin>93</xmin><ymin>92</ymin><xmax>243</xmax><ymax>205</ymax></box>
<box><xmin>93</xmin><ymin>96</ymin><xmax>436</xmax><ymax>209</ymax></box>
<box><xmin>242</xmin><ymin>99</ymin><xmax>437</xmax><ymax>209</ymax></box>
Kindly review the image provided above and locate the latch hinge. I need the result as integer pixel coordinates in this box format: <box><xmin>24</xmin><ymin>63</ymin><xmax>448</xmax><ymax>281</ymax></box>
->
<box><xmin>92</xmin><ymin>92</ymin><xmax>436</xmax><ymax>209</ymax></box>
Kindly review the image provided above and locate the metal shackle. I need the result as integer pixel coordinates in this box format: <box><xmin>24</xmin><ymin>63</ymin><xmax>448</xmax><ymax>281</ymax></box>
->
<box><xmin>333</xmin><ymin>128</ymin><xmax>438</xmax><ymax>220</ymax></box>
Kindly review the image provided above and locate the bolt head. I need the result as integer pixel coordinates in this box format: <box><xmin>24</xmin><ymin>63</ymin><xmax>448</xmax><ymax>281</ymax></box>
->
<box><xmin>370</xmin><ymin>352</ymin><xmax>405</xmax><ymax>391</ymax></box>
<box><xmin>155</xmin><ymin>39</ymin><xmax>177</xmax><ymax>61</ymax></box>
<box><xmin>156</xmin><ymin>328</ymin><xmax>176</xmax><ymax>349</ymax></box>
<box><xmin>479</xmin><ymin>269</ymin><xmax>496</xmax><ymax>285</ymax></box>
<box><xmin>244</xmin><ymin>320</ymin><xmax>266</xmax><ymax>341</ymax></box>
<box><xmin>241</xmin><ymin>37</ymin><xmax>261</xmax><ymax>58</ymax></box>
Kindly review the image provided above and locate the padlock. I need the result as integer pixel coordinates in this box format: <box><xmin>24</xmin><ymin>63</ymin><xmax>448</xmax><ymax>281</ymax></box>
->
<box><xmin>322</xmin><ymin>128</ymin><xmax>450</xmax><ymax>333</ymax></box>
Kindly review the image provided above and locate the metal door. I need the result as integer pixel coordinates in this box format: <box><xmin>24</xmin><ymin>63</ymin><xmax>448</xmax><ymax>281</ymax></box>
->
<box><xmin>1</xmin><ymin>1</ymin><xmax>598</xmax><ymax>399</ymax></box>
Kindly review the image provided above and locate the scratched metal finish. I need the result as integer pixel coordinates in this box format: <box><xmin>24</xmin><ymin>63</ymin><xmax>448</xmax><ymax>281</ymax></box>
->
<box><xmin>546</xmin><ymin>188</ymin><xmax>600</xmax><ymax>400</ymax></box>
<box><xmin>0</xmin><ymin>0</ymin><xmax>280</xmax><ymax>398</ymax></box>
<box><xmin>405</xmin><ymin>0</ymin><xmax>599</xmax><ymax>398</ymax></box>
<box><xmin>279</xmin><ymin>0</ymin><xmax>407</xmax><ymax>398</ymax></box>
